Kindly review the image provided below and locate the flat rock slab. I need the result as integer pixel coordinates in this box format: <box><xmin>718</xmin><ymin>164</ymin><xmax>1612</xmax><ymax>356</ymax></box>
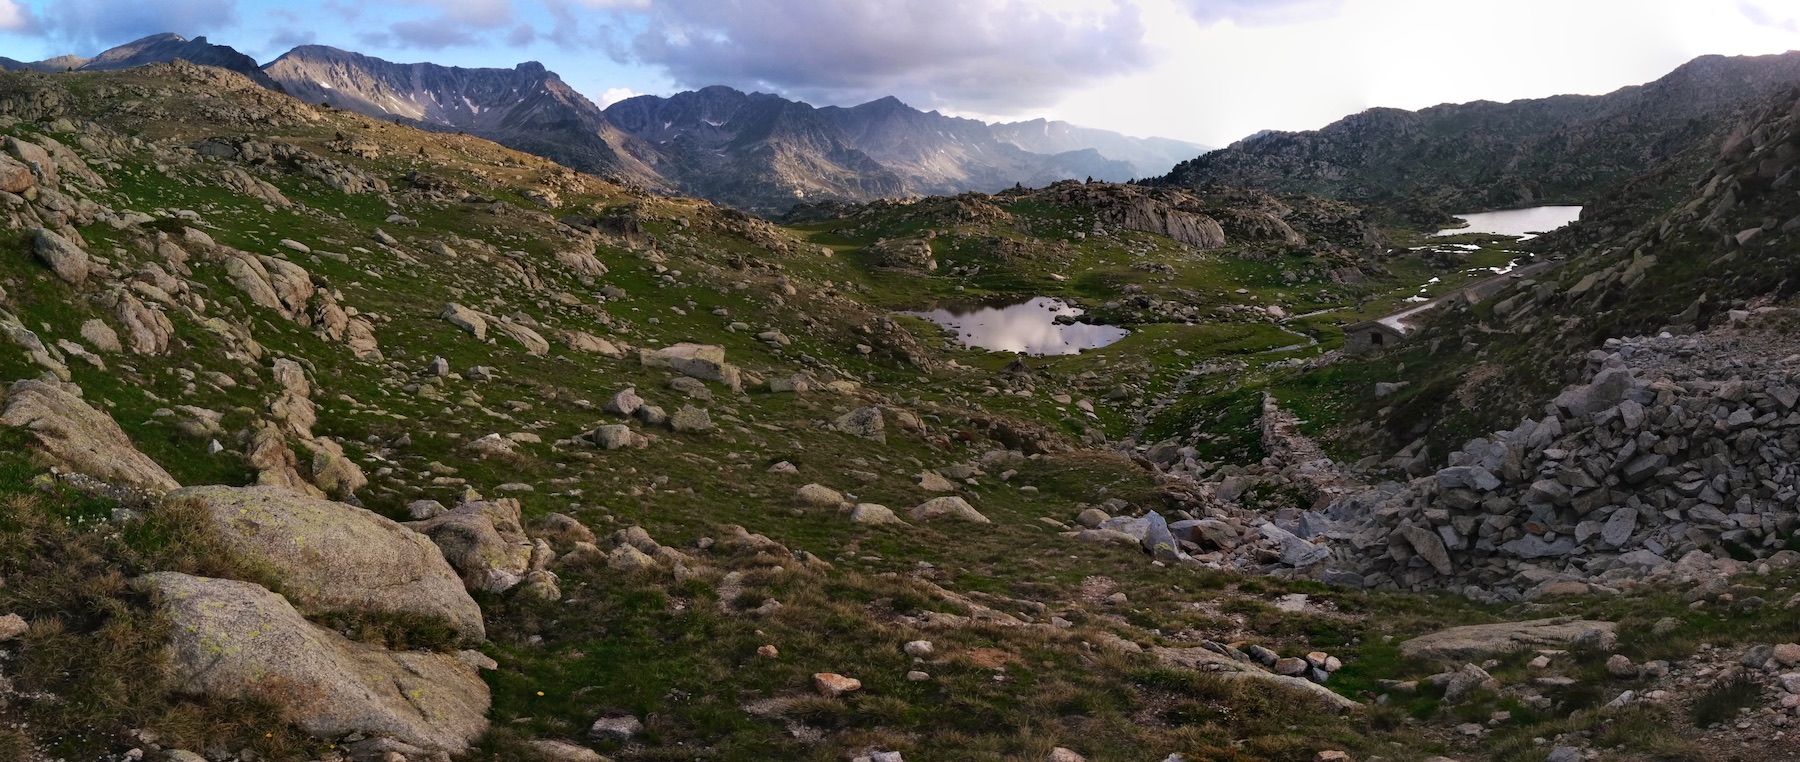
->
<box><xmin>1</xmin><ymin>379</ymin><xmax>179</xmax><ymax>493</ymax></box>
<box><xmin>168</xmin><ymin>485</ymin><xmax>484</xmax><ymax>641</ymax></box>
<box><xmin>1399</xmin><ymin>617</ymin><xmax>1616</xmax><ymax>663</ymax></box>
<box><xmin>1152</xmin><ymin>646</ymin><xmax>1359</xmax><ymax>711</ymax></box>
<box><xmin>135</xmin><ymin>572</ymin><xmax>489</xmax><ymax>753</ymax></box>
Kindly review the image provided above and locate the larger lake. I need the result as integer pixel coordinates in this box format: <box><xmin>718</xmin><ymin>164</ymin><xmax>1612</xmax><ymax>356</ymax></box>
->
<box><xmin>901</xmin><ymin>296</ymin><xmax>1128</xmax><ymax>356</ymax></box>
<box><xmin>1434</xmin><ymin>205</ymin><xmax>1582</xmax><ymax>240</ymax></box>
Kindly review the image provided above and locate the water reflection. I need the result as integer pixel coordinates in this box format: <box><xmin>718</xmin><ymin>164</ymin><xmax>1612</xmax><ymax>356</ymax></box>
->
<box><xmin>1434</xmin><ymin>205</ymin><xmax>1583</xmax><ymax>240</ymax></box>
<box><xmin>901</xmin><ymin>296</ymin><xmax>1128</xmax><ymax>356</ymax></box>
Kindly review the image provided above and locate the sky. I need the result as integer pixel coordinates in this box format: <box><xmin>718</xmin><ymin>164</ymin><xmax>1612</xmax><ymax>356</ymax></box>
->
<box><xmin>1</xmin><ymin>0</ymin><xmax>1798</xmax><ymax>147</ymax></box>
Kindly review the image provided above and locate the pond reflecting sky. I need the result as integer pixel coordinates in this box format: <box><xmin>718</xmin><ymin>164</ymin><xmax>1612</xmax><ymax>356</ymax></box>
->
<box><xmin>901</xmin><ymin>296</ymin><xmax>1129</xmax><ymax>356</ymax></box>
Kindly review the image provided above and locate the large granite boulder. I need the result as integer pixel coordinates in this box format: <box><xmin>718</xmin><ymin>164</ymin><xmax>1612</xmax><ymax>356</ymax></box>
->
<box><xmin>166</xmin><ymin>485</ymin><xmax>484</xmax><ymax>641</ymax></box>
<box><xmin>135</xmin><ymin>572</ymin><xmax>489</xmax><ymax>753</ymax></box>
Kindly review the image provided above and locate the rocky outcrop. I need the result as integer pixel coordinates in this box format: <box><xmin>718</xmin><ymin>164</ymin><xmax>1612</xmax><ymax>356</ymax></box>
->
<box><xmin>0</xmin><ymin>379</ymin><xmax>179</xmax><ymax>493</ymax></box>
<box><xmin>869</xmin><ymin>237</ymin><xmax>936</xmax><ymax>272</ymax></box>
<box><xmin>1400</xmin><ymin>618</ymin><xmax>1617</xmax><ymax>663</ymax></box>
<box><xmin>134</xmin><ymin>572</ymin><xmax>489</xmax><ymax>753</ymax></box>
<box><xmin>167</xmin><ymin>485</ymin><xmax>486</xmax><ymax>641</ymax></box>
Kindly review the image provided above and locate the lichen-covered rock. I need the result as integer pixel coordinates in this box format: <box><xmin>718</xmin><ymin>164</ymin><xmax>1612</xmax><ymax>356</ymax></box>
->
<box><xmin>134</xmin><ymin>572</ymin><xmax>489</xmax><ymax>753</ymax></box>
<box><xmin>1</xmin><ymin>379</ymin><xmax>179</xmax><ymax>493</ymax></box>
<box><xmin>166</xmin><ymin>485</ymin><xmax>484</xmax><ymax>641</ymax></box>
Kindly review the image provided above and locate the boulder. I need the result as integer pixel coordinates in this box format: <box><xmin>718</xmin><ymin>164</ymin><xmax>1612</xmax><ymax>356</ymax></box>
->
<box><xmin>134</xmin><ymin>573</ymin><xmax>488</xmax><ymax>753</ymax></box>
<box><xmin>1</xmin><ymin>379</ymin><xmax>179</xmax><ymax>493</ymax></box>
<box><xmin>166</xmin><ymin>485</ymin><xmax>484</xmax><ymax>641</ymax></box>
<box><xmin>441</xmin><ymin>303</ymin><xmax>488</xmax><ymax>341</ymax></box>
<box><xmin>31</xmin><ymin>227</ymin><xmax>88</xmax><ymax>286</ymax></box>
<box><xmin>492</xmin><ymin>320</ymin><xmax>550</xmax><ymax>356</ymax></box>
<box><xmin>795</xmin><ymin>483</ymin><xmax>845</xmax><ymax>507</ymax></box>
<box><xmin>639</xmin><ymin>343</ymin><xmax>741</xmax><ymax>392</ymax></box>
<box><xmin>909</xmin><ymin>496</ymin><xmax>990</xmax><ymax>523</ymax></box>
<box><xmin>114</xmin><ymin>293</ymin><xmax>174</xmax><ymax>355</ymax></box>
<box><xmin>669</xmin><ymin>405</ymin><xmax>713</xmax><ymax>433</ymax></box>
<box><xmin>849</xmin><ymin>503</ymin><xmax>904</xmax><ymax>525</ymax></box>
<box><xmin>407</xmin><ymin>499</ymin><xmax>535</xmax><ymax>593</ymax></box>
<box><xmin>1398</xmin><ymin>523</ymin><xmax>1454</xmax><ymax>575</ymax></box>
<box><xmin>834</xmin><ymin>407</ymin><xmax>886</xmax><ymax>442</ymax></box>
<box><xmin>1400</xmin><ymin>618</ymin><xmax>1617</xmax><ymax>662</ymax></box>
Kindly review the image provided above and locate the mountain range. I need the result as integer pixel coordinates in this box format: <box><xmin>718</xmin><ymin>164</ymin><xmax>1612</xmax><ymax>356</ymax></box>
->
<box><xmin>1159</xmin><ymin>50</ymin><xmax>1800</xmax><ymax>220</ymax></box>
<box><xmin>3</xmin><ymin>33</ymin><xmax>1205</xmax><ymax>213</ymax></box>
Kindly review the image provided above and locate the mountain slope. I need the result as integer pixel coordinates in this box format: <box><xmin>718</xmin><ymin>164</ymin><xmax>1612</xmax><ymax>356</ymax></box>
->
<box><xmin>263</xmin><ymin>45</ymin><xmax>663</xmax><ymax>188</ymax></box>
<box><xmin>989</xmin><ymin>118</ymin><xmax>1208</xmax><ymax>179</ymax></box>
<box><xmin>1161</xmin><ymin>51</ymin><xmax>1800</xmax><ymax>217</ymax></box>
<box><xmin>77</xmin><ymin>33</ymin><xmax>283</xmax><ymax>91</ymax></box>
<box><xmin>602</xmin><ymin>86</ymin><xmax>905</xmax><ymax>209</ymax></box>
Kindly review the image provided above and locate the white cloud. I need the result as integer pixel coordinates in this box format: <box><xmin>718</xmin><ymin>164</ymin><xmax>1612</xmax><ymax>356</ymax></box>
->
<box><xmin>595</xmin><ymin>86</ymin><xmax>637</xmax><ymax>108</ymax></box>
<box><xmin>0</xmin><ymin>0</ymin><xmax>34</xmax><ymax>32</ymax></box>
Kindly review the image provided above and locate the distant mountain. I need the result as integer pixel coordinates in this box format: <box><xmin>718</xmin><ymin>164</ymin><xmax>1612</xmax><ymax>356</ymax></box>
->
<box><xmin>602</xmin><ymin>86</ymin><xmax>904</xmax><ymax>210</ymax></box>
<box><xmin>1159</xmin><ymin>51</ymin><xmax>1800</xmax><ymax>218</ymax></box>
<box><xmin>0</xmin><ymin>54</ymin><xmax>89</xmax><ymax>73</ymax></box>
<box><xmin>78</xmin><ymin>33</ymin><xmax>283</xmax><ymax>91</ymax></box>
<box><xmin>989</xmin><ymin>118</ymin><xmax>1208</xmax><ymax>179</ymax></box>
<box><xmin>814</xmin><ymin>96</ymin><xmax>1134</xmax><ymax>195</ymax></box>
<box><xmin>263</xmin><ymin>45</ymin><xmax>663</xmax><ymax>188</ymax></box>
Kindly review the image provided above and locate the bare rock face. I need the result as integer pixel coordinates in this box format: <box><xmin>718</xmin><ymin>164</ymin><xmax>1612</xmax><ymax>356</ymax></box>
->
<box><xmin>0</xmin><ymin>379</ymin><xmax>180</xmax><ymax>493</ymax></box>
<box><xmin>31</xmin><ymin>227</ymin><xmax>88</xmax><ymax>286</ymax></box>
<box><xmin>217</xmin><ymin>166</ymin><xmax>292</xmax><ymax>208</ymax></box>
<box><xmin>134</xmin><ymin>572</ymin><xmax>490</xmax><ymax>753</ymax></box>
<box><xmin>1399</xmin><ymin>618</ymin><xmax>1617</xmax><ymax>663</ymax></box>
<box><xmin>407</xmin><ymin>498</ymin><xmax>535</xmax><ymax>593</ymax></box>
<box><xmin>167</xmin><ymin>485</ymin><xmax>485</xmax><ymax>641</ymax></box>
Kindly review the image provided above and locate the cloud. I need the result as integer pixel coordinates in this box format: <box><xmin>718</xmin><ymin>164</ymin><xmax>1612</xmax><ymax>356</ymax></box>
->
<box><xmin>1173</xmin><ymin>0</ymin><xmax>1344</xmax><ymax>26</ymax></box>
<box><xmin>1738</xmin><ymin>0</ymin><xmax>1800</xmax><ymax>32</ymax></box>
<box><xmin>381</xmin><ymin>0</ymin><xmax>518</xmax><ymax>50</ymax></box>
<box><xmin>590</xmin><ymin>0</ymin><xmax>1154</xmax><ymax>112</ymax></box>
<box><xmin>268</xmin><ymin>27</ymin><xmax>316</xmax><ymax>50</ymax></box>
<box><xmin>595</xmin><ymin>86</ymin><xmax>637</xmax><ymax>107</ymax></box>
<box><xmin>22</xmin><ymin>0</ymin><xmax>237</xmax><ymax>52</ymax></box>
<box><xmin>0</xmin><ymin>0</ymin><xmax>37</xmax><ymax>33</ymax></box>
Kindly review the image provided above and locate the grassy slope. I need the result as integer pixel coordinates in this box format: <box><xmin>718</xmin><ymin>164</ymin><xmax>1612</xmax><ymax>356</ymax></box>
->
<box><xmin>0</xmin><ymin>67</ymin><xmax>1784</xmax><ymax>762</ymax></box>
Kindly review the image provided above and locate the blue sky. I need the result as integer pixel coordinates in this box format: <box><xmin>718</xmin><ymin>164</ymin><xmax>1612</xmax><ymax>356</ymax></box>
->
<box><xmin>2</xmin><ymin>0</ymin><xmax>1798</xmax><ymax>146</ymax></box>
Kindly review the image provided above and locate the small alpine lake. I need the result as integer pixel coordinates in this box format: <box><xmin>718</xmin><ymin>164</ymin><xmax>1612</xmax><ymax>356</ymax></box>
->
<box><xmin>1434</xmin><ymin>205</ymin><xmax>1583</xmax><ymax>240</ymax></box>
<box><xmin>900</xmin><ymin>296</ymin><xmax>1129</xmax><ymax>356</ymax></box>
